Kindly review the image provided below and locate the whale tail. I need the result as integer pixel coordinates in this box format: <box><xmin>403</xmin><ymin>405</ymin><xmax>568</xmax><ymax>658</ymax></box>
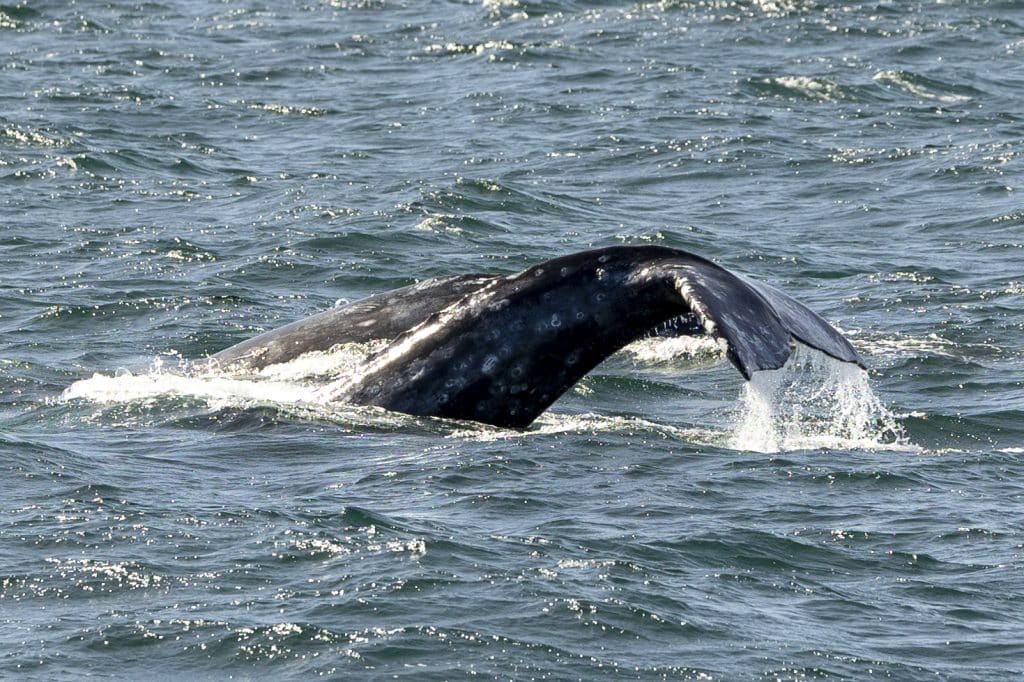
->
<box><xmin>655</xmin><ymin>258</ymin><xmax>862</xmax><ymax>380</ymax></box>
<box><xmin>331</xmin><ymin>246</ymin><xmax>862</xmax><ymax>427</ymax></box>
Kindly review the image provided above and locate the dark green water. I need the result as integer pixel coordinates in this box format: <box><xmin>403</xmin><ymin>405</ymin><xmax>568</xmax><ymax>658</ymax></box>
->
<box><xmin>2</xmin><ymin>1</ymin><xmax>1023</xmax><ymax>679</ymax></box>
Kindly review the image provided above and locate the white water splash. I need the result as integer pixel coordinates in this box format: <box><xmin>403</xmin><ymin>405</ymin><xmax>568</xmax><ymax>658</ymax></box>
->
<box><xmin>63</xmin><ymin>339</ymin><xmax>906</xmax><ymax>453</ymax></box>
<box><xmin>766</xmin><ymin>75</ymin><xmax>845</xmax><ymax>102</ymax></box>
<box><xmin>852</xmin><ymin>331</ymin><xmax>1000</xmax><ymax>362</ymax></box>
<box><xmin>730</xmin><ymin>345</ymin><xmax>909</xmax><ymax>453</ymax></box>
<box><xmin>621</xmin><ymin>334</ymin><xmax>725</xmax><ymax>365</ymax></box>
<box><xmin>61</xmin><ymin>343</ymin><xmax>383</xmax><ymax>411</ymax></box>
<box><xmin>61</xmin><ymin>369</ymin><xmax>318</xmax><ymax>408</ymax></box>
<box><xmin>873</xmin><ymin>70</ymin><xmax>971</xmax><ymax>103</ymax></box>
<box><xmin>448</xmin><ymin>411</ymin><xmax>715</xmax><ymax>444</ymax></box>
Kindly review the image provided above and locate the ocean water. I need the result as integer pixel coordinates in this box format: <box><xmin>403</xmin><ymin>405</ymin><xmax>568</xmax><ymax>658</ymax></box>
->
<box><xmin>2</xmin><ymin>0</ymin><xmax>1023</xmax><ymax>679</ymax></box>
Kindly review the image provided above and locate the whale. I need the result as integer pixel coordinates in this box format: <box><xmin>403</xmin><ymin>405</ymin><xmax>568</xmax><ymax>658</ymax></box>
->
<box><xmin>211</xmin><ymin>246</ymin><xmax>863</xmax><ymax>428</ymax></box>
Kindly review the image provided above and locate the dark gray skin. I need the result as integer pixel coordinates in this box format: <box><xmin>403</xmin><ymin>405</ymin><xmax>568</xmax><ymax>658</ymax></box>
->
<box><xmin>211</xmin><ymin>274</ymin><xmax>496</xmax><ymax>370</ymax></box>
<box><xmin>212</xmin><ymin>246</ymin><xmax>863</xmax><ymax>428</ymax></box>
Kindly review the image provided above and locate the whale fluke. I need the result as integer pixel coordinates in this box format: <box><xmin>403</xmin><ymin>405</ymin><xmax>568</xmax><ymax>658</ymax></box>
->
<box><xmin>211</xmin><ymin>246</ymin><xmax>862</xmax><ymax>428</ymax></box>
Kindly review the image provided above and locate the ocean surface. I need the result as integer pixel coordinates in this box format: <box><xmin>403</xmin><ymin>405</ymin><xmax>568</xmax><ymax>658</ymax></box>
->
<box><xmin>3</xmin><ymin>0</ymin><xmax>1023</xmax><ymax>678</ymax></box>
